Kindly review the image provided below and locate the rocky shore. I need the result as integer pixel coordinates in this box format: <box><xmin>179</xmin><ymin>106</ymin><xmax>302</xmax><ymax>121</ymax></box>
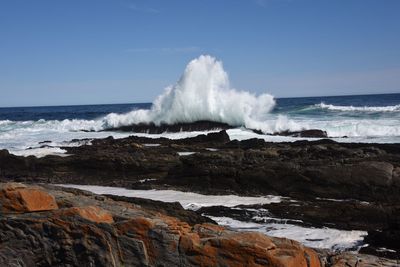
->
<box><xmin>0</xmin><ymin>130</ymin><xmax>400</xmax><ymax>265</ymax></box>
<box><xmin>1</xmin><ymin>182</ymin><xmax>398</xmax><ymax>267</ymax></box>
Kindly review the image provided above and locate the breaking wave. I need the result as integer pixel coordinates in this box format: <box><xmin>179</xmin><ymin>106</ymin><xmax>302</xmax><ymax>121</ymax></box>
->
<box><xmin>316</xmin><ymin>102</ymin><xmax>400</xmax><ymax>112</ymax></box>
<box><xmin>101</xmin><ymin>55</ymin><xmax>284</xmax><ymax>133</ymax></box>
<box><xmin>0</xmin><ymin>56</ymin><xmax>301</xmax><ymax>135</ymax></box>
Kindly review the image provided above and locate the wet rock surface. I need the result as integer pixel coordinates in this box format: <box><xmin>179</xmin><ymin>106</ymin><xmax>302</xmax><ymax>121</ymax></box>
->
<box><xmin>103</xmin><ymin>120</ymin><xmax>328</xmax><ymax>138</ymax></box>
<box><xmin>103</xmin><ymin>120</ymin><xmax>234</xmax><ymax>133</ymax></box>
<box><xmin>0</xmin><ymin>131</ymin><xmax>400</xmax><ymax>263</ymax></box>
<box><xmin>272</xmin><ymin>129</ymin><xmax>328</xmax><ymax>138</ymax></box>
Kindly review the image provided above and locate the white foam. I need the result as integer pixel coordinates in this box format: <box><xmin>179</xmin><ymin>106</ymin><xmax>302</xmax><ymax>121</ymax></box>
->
<box><xmin>0</xmin><ymin>121</ymin><xmax>132</xmax><ymax>157</ymax></box>
<box><xmin>138</xmin><ymin>178</ymin><xmax>157</xmax><ymax>183</ymax></box>
<box><xmin>317</xmin><ymin>102</ymin><xmax>400</xmax><ymax>112</ymax></box>
<box><xmin>376</xmin><ymin>247</ymin><xmax>397</xmax><ymax>253</ymax></box>
<box><xmin>177</xmin><ymin>152</ymin><xmax>196</xmax><ymax>156</ymax></box>
<box><xmin>209</xmin><ymin>216</ymin><xmax>367</xmax><ymax>251</ymax></box>
<box><xmin>274</xmin><ymin>116</ymin><xmax>400</xmax><ymax>139</ymax></box>
<box><xmin>2</xmin><ymin>120</ymin><xmax>400</xmax><ymax>159</ymax></box>
<box><xmin>57</xmin><ymin>184</ymin><xmax>283</xmax><ymax>211</ymax></box>
<box><xmin>226</xmin><ymin>128</ymin><xmax>309</xmax><ymax>142</ymax></box>
<box><xmin>312</xmin><ymin>119</ymin><xmax>400</xmax><ymax>138</ymax></box>
<box><xmin>143</xmin><ymin>143</ymin><xmax>161</xmax><ymax>147</ymax></box>
<box><xmin>12</xmin><ymin>147</ymin><xmax>69</xmax><ymax>158</ymax></box>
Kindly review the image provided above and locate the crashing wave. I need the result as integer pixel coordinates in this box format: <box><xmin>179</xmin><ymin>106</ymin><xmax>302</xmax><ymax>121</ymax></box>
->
<box><xmin>316</xmin><ymin>102</ymin><xmax>400</xmax><ymax>112</ymax></box>
<box><xmin>100</xmin><ymin>55</ymin><xmax>284</xmax><ymax>133</ymax></box>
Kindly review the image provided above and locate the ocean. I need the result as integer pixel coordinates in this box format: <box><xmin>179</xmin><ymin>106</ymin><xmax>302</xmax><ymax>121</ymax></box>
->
<box><xmin>1</xmin><ymin>56</ymin><xmax>400</xmax><ymax>157</ymax></box>
<box><xmin>0</xmin><ymin>93</ymin><xmax>399</xmax><ymax>158</ymax></box>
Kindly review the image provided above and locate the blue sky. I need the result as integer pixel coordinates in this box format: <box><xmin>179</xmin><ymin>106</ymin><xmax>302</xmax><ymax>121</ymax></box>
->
<box><xmin>0</xmin><ymin>0</ymin><xmax>399</xmax><ymax>107</ymax></box>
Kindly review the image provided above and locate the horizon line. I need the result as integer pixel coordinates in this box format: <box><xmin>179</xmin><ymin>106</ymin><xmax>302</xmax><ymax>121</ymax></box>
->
<box><xmin>1</xmin><ymin>92</ymin><xmax>399</xmax><ymax>109</ymax></box>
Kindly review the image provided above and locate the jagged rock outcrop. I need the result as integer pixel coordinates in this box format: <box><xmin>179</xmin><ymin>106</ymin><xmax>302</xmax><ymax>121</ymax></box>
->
<box><xmin>1</xmin><ymin>131</ymin><xmax>399</xmax><ymax>203</ymax></box>
<box><xmin>0</xmin><ymin>183</ymin><xmax>323</xmax><ymax>267</ymax></box>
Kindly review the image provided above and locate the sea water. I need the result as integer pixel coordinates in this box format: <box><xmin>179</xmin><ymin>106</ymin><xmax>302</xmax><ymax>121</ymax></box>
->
<box><xmin>1</xmin><ymin>55</ymin><xmax>399</xmax><ymax>157</ymax></box>
<box><xmin>1</xmin><ymin>93</ymin><xmax>399</xmax><ymax>157</ymax></box>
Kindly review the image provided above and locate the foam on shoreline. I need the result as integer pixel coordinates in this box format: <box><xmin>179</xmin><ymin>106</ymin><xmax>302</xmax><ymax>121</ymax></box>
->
<box><xmin>58</xmin><ymin>184</ymin><xmax>283</xmax><ymax>211</ymax></box>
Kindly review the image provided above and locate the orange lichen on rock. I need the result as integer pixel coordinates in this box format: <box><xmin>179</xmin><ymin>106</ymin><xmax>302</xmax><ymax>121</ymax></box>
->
<box><xmin>0</xmin><ymin>182</ymin><xmax>324</xmax><ymax>266</ymax></box>
<box><xmin>0</xmin><ymin>183</ymin><xmax>58</xmax><ymax>213</ymax></box>
<box><xmin>305</xmin><ymin>247</ymin><xmax>322</xmax><ymax>267</ymax></box>
<box><xmin>115</xmin><ymin>217</ymin><xmax>156</xmax><ymax>260</ymax></box>
<box><xmin>180</xmin><ymin>231</ymin><xmax>321</xmax><ymax>267</ymax></box>
<box><xmin>58</xmin><ymin>206</ymin><xmax>114</xmax><ymax>224</ymax></box>
<box><xmin>115</xmin><ymin>215</ymin><xmax>321</xmax><ymax>267</ymax></box>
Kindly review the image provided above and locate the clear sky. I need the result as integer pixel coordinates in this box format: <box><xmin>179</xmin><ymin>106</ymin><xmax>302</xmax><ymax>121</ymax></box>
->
<box><xmin>1</xmin><ymin>0</ymin><xmax>399</xmax><ymax>107</ymax></box>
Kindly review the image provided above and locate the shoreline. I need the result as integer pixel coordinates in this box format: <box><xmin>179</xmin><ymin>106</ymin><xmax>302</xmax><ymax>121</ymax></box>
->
<box><xmin>1</xmin><ymin>130</ymin><xmax>400</xmax><ymax>261</ymax></box>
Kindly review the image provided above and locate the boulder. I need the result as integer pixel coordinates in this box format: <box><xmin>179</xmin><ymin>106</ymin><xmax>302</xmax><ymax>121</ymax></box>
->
<box><xmin>0</xmin><ymin>183</ymin><xmax>58</xmax><ymax>213</ymax></box>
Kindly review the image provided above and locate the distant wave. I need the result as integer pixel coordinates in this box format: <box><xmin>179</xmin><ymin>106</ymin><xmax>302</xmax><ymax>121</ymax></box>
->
<box><xmin>312</xmin><ymin>119</ymin><xmax>400</xmax><ymax>138</ymax></box>
<box><xmin>316</xmin><ymin>102</ymin><xmax>400</xmax><ymax>112</ymax></box>
<box><xmin>0</xmin><ymin>119</ymin><xmax>102</xmax><ymax>132</ymax></box>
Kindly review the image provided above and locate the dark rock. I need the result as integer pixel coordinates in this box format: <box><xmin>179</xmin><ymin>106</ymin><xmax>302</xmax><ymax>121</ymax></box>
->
<box><xmin>364</xmin><ymin>229</ymin><xmax>400</xmax><ymax>250</ymax></box>
<box><xmin>103</xmin><ymin>194</ymin><xmax>215</xmax><ymax>226</ymax></box>
<box><xmin>199</xmin><ymin>199</ymin><xmax>394</xmax><ymax>232</ymax></box>
<box><xmin>105</xmin><ymin>120</ymin><xmax>233</xmax><ymax>133</ymax></box>
<box><xmin>274</xmin><ymin>129</ymin><xmax>328</xmax><ymax>138</ymax></box>
<box><xmin>174</xmin><ymin>130</ymin><xmax>230</xmax><ymax>145</ymax></box>
<box><xmin>38</xmin><ymin>140</ymin><xmax>52</xmax><ymax>144</ymax></box>
<box><xmin>1</xmin><ymin>132</ymin><xmax>400</xmax><ymax>203</ymax></box>
<box><xmin>231</xmin><ymin>138</ymin><xmax>267</xmax><ymax>149</ymax></box>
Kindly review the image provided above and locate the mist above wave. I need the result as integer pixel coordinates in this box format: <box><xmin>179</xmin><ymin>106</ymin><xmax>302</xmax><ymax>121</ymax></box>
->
<box><xmin>101</xmin><ymin>55</ymin><xmax>281</xmax><ymax>133</ymax></box>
